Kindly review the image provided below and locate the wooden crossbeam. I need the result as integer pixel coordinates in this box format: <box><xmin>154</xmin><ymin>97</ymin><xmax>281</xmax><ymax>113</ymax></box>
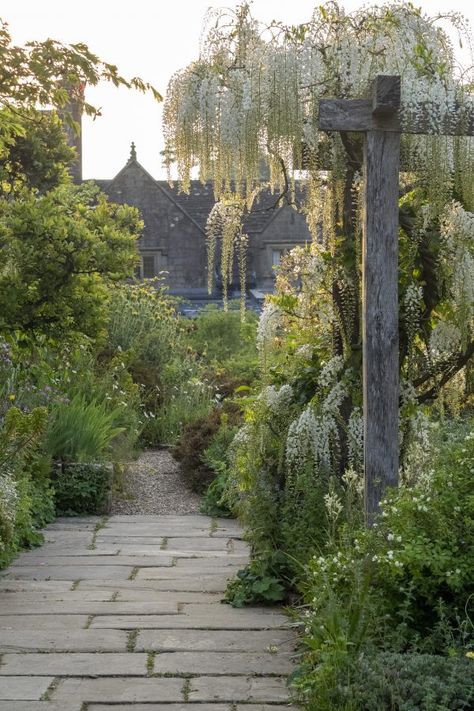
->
<box><xmin>320</xmin><ymin>98</ymin><xmax>474</xmax><ymax>136</ymax></box>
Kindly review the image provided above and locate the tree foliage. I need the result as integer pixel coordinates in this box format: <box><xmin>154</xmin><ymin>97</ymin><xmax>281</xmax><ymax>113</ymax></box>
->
<box><xmin>0</xmin><ymin>183</ymin><xmax>142</xmax><ymax>338</ymax></box>
<box><xmin>0</xmin><ymin>18</ymin><xmax>161</xmax><ymax>155</ymax></box>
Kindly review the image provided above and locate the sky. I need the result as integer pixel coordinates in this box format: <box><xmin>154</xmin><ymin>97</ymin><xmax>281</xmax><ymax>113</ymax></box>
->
<box><xmin>3</xmin><ymin>0</ymin><xmax>474</xmax><ymax>180</ymax></box>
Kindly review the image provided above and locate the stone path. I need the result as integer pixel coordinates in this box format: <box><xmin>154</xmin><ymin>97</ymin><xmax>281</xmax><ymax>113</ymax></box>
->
<box><xmin>0</xmin><ymin>514</ymin><xmax>298</xmax><ymax>710</ymax></box>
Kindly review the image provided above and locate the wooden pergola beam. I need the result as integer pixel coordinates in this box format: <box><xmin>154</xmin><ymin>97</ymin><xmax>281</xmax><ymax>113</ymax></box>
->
<box><xmin>319</xmin><ymin>99</ymin><xmax>474</xmax><ymax>135</ymax></box>
<box><xmin>318</xmin><ymin>74</ymin><xmax>474</xmax><ymax>525</ymax></box>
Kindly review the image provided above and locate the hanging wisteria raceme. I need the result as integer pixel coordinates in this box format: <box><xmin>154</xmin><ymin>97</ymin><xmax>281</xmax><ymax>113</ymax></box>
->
<box><xmin>164</xmin><ymin>3</ymin><xmax>474</xmax><ymax>200</ymax></box>
<box><xmin>439</xmin><ymin>202</ymin><xmax>474</xmax><ymax>346</ymax></box>
<box><xmin>205</xmin><ymin>198</ymin><xmax>246</xmax><ymax>309</ymax></box>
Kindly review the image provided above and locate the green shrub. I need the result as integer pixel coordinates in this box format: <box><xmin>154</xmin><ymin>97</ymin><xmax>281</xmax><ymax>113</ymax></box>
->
<box><xmin>152</xmin><ymin>375</ymin><xmax>214</xmax><ymax>445</ymax></box>
<box><xmin>350</xmin><ymin>652</ymin><xmax>474</xmax><ymax>711</ymax></box>
<box><xmin>0</xmin><ymin>406</ymin><xmax>54</xmax><ymax>568</ymax></box>
<box><xmin>296</xmin><ymin>652</ymin><xmax>474</xmax><ymax>711</ymax></box>
<box><xmin>200</xmin><ymin>415</ymin><xmax>239</xmax><ymax>517</ymax></box>
<box><xmin>174</xmin><ymin>409</ymin><xmax>223</xmax><ymax>492</ymax></box>
<box><xmin>53</xmin><ymin>463</ymin><xmax>111</xmax><ymax>515</ymax></box>
<box><xmin>188</xmin><ymin>304</ymin><xmax>259</xmax><ymax>381</ymax></box>
<box><xmin>224</xmin><ymin>552</ymin><xmax>288</xmax><ymax>607</ymax></box>
<box><xmin>46</xmin><ymin>394</ymin><xmax>125</xmax><ymax>463</ymax></box>
<box><xmin>293</xmin><ymin>417</ymin><xmax>474</xmax><ymax>707</ymax></box>
<box><xmin>360</xmin><ymin>418</ymin><xmax>474</xmax><ymax>642</ymax></box>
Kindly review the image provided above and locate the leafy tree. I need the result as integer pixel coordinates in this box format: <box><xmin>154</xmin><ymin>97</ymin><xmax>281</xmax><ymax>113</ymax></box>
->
<box><xmin>0</xmin><ymin>18</ymin><xmax>161</xmax><ymax>154</ymax></box>
<box><xmin>0</xmin><ymin>109</ymin><xmax>75</xmax><ymax>194</ymax></box>
<box><xmin>0</xmin><ymin>183</ymin><xmax>142</xmax><ymax>338</ymax></box>
<box><xmin>0</xmin><ymin>18</ymin><xmax>160</xmax><ymax>340</ymax></box>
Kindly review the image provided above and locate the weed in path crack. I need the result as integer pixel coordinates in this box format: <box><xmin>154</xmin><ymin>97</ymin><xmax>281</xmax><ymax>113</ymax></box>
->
<box><xmin>160</xmin><ymin>537</ymin><xmax>168</xmax><ymax>550</ymax></box>
<box><xmin>87</xmin><ymin>516</ymin><xmax>109</xmax><ymax>550</ymax></box>
<box><xmin>40</xmin><ymin>678</ymin><xmax>60</xmax><ymax>701</ymax></box>
<box><xmin>70</xmin><ymin>579</ymin><xmax>81</xmax><ymax>591</ymax></box>
<box><xmin>128</xmin><ymin>566</ymin><xmax>139</xmax><ymax>580</ymax></box>
<box><xmin>84</xmin><ymin>615</ymin><xmax>94</xmax><ymax>629</ymax></box>
<box><xmin>146</xmin><ymin>651</ymin><xmax>156</xmax><ymax>676</ymax></box>
<box><xmin>182</xmin><ymin>677</ymin><xmax>191</xmax><ymax>701</ymax></box>
<box><xmin>127</xmin><ymin>629</ymin><xmax>139</xmax><ymax>652</ymax></box>
<box><xmin>209</xmin><ymin>519</ymin><xmax>218</xmax><ymax>536</ymax></box>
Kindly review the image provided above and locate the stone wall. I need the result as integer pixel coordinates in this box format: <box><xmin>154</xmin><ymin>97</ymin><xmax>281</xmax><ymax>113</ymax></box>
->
<box><xmin>99</xmin><ymin>158</ymin><xmax>312</xmax><ymax>293</ymax></box>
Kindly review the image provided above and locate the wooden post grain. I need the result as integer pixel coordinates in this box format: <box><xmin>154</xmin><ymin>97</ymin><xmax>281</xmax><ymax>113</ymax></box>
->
<box><xmin>362</xmin><ymin>129</ymin><xmax>400</xmax><ymax>523</ymax></box>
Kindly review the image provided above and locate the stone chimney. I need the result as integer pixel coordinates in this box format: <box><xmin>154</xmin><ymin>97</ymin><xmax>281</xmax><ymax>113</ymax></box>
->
<box><xmin>60</xmin><ymin>82</ymin><xmax>85</xmax><ymax>183</ymax></box>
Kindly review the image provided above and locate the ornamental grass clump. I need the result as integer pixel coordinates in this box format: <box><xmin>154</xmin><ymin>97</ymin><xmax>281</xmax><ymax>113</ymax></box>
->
<box><xmin>45</xmin><ymin>394</ymin><xmax>125</xmax><ymax>464</ymax></box>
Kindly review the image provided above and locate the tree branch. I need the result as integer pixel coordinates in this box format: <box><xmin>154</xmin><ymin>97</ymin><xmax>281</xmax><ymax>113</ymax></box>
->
<box><xmin>416</xmin><ymin>340</ymin><xmax>474</xmax><ymax>403</ymax></box>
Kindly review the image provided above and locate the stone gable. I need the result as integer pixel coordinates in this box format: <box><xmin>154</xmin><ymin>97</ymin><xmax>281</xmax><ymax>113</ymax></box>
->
<box><xmin>96</xmin><ymin>154</ymin><xmax>312</xmax><ymax>294</ymax></box>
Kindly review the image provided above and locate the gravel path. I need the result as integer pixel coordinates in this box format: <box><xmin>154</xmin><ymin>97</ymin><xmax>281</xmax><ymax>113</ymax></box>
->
<box><xmin>112</xmin><ymin>448</ymin><xmax>202</xmax><ymax>515</ymax></box>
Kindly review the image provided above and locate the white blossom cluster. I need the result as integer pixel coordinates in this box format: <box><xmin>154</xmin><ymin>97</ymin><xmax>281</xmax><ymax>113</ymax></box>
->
<box><xmin>439</xmin><ymin>202</ymin><xmax>474</xmax><ymax>344</ymax></box>
<box><xmin>318</xmin><ymin>356</ymin><xmax>345</xmax><ymax>389</ymax></box>
<box><xmin>347</xmin><ymin>408</ymin><xmax>364</xmax><ymax>471</ymax></box>
<box><xmin>342</xmin><ymin>466</ymin><xmax>364</xmax><ymax>497</ymax></box>
<box><xmin>324</xmin><ymin>490</ymin><xmax>343</xmax><ymax>522</ymax></box>
<box><xmin>403</xmin><ymin>283</ymin><xmax>424</xmax><ymax>348</ymax></box>
<box><xmin>165</xmin><ymin>3</ymin><xmax>474</xmax><ymax>202</ymax></box>
<box><xmin>205</xmin><ymin>199</ymin><xmax>246</xmax><ymax>308</ymax></box>
<box><xmin>429</xmin><ymin>322</ymin><xmax>462</xmax><ymax>362</ymax></box>
<box><xmin>256</xmin><ymin>302</ymin><xmax>283</xmax><ymax>354</ymax></box>
<box><xmin>261</xmin><ymin>384</ymin><xmax>294</xmax><ymax>414</ymax></box>
<box><xmin>401</xmin><ymin>410</ymin><xmax>434</xmax><ymax>486</ymax></box>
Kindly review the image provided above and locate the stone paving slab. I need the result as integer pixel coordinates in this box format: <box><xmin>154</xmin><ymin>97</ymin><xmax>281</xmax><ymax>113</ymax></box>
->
<box><xmin>15</xmin><ymin>548</ymin><xmax>120</xmax><ymax>558</ymax></box>
<box><xmin>0</xmin><ymin>629</ymin><xmax>128</xmax><ymax>652</ymax></box>
<box><xmin>88</xmin><ymin>706</ymin><xmax>230</xmax><ymax>711</ymax></box>
<box><xmin>87</xmin><ymin>707</ymin><xmax>297</xmax><ymax>711</ymax></box>
<box><xmin>136</xmin><ymin>564</ymin><xmax>245</xmax><ymax>579</ymax></box>
<box><xmin>151</xmin><ymin>651</ymin><xmax>294</xmax><ymax>675</ymax></box>
<box><xmin>0</xmin><ymin>703</ymin><xmax>82</xmax><ymax>711</ymax></box>
<box><xmin>174</xmin><ymin>557</ymin><xmax>248</xmax><ymax>569</ymax></box>
<box><xmin>0</xmin><ymin>590</ymin><xmax>115</xmax><ymax>602</ymax></box>
<box><xmin>1</xmin><ymin>565</ymin><xmax>134</xmax><ymax>580</ymax></box>
<box><xmin>0</xmin><ymin>653</ymin><xmax>148</xmax><ymax>677</ymax></box>
<box><xmin>0</xmin><ymin>580</ymin><xmax>73</xmax><ymax>593</ymax></box>
<box><xmin>12</xmin><ymin>555</ymin><xmax>174</xmax><ymax>567</ymax></box>
<box><xmin>100</xmin><ymin>527</ymin><xmax>216</xmax><ymax>536</ymax></box>
<box><xmin>112</xmin><ymin>589</ymin><xmax>223</xmax><ymax>603</ymax></box>
<box><xmin>94</xmin><ymin>537</ymin><xmax>171</xmax><ymax>546</ymax></box>
<box><xmin>0</xmin><ymin>600</ymin><xmax>178</xmax><ymax>615</ymax></box>
<box><xmin>52</xmin><ymin>677</ymin><xmax>185</xmax><ymax>703</ymax></box>
<box><xmin>90</xmin><ymin>609</ymin><xmax>289</xmax><ymax>630</ymax></box>
<box><xmin>0</xmin><ymin>676</ymin><xmax>54</xmax><ymax>700</ymax></box>
<box><xmin>189</xmin><ymin>676</ymin><xmax>291</xmax><ymax>702</ymax></box>
<box><xmin>78</xmin><ymin>576</ymin><xmax>230</xmax><ymax>592</ymax></box>
<box><xmin>0</xmin><ymin>614</ymin><xmax>90</xmax><ymax>629</ymax></box>
<box><xmin>46</xmin><ymin>521</ymin><xmax>97</xmax><ymax>530</ymax></box>
<box><xmin>166</xmin><ymin>537</ymin><xmax>247</xmax><ymax>552</ymax></box>
<box><xmin>136</xmin><ymin>629</ymin><xmax>295</xmax><ymax>653</ymax></box>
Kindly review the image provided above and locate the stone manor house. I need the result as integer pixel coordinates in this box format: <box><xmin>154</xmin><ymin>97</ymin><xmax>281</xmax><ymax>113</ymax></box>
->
<box><xmin>74</xmin><ymin>127</ymin><xmax>312</xmax><ymax>298</ymax></box>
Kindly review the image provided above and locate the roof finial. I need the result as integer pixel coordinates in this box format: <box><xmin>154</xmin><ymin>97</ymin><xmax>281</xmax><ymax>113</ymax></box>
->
<box><xmin>129</xmin><ymin>141</ymin><xmax>137</xmax><ymax>162</ymax></box>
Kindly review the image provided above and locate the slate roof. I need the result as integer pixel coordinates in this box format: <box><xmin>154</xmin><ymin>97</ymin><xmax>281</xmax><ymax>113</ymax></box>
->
<box><xmin>93</xmin><ymin>160</ymin><xmax>306</xmax><ymax>235</ymax></box>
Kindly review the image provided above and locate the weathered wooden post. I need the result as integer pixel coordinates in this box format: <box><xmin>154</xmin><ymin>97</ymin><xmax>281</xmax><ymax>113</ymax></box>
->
<box><xmin>319</xmin><ymin>75</ymin><xmax>402</xmax><ymax>525</ymax></box>
<box><xmin>319</xmin><ymin>75</ymin><xmax>474</xmax><ymax>524</ymax></box>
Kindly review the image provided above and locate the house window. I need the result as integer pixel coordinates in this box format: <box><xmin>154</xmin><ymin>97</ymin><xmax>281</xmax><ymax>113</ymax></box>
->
<box><xmin>142</xmin><ymin>255</ymin><xmax>155</xmax><ymax>279</ymax></box>
<box><xmin>272</xmin><ymin>249</ymin><xmax>284</xmax><ymax>267</ymax></box>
